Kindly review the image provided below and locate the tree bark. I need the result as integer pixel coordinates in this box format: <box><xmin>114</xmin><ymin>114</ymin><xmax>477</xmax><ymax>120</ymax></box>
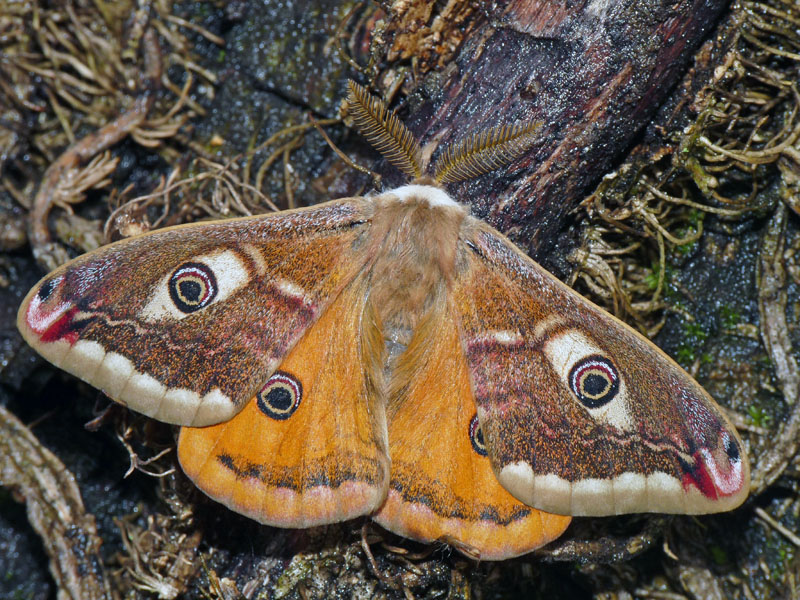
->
<box><xmin>402</xmin><ymin>0</ymin><xmax>728</xmax><ymax>259</ymax></box>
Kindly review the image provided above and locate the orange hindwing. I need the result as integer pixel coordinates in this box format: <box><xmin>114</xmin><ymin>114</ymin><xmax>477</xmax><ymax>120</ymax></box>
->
<box><xmin>178</xmin><ymin>276</ymin><xmax>389</xmax><ymax>527</ymax></box>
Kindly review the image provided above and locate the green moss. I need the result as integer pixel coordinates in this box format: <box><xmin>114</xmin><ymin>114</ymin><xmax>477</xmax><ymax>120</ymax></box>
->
<box><xmin>687</xmin><ymin>208</ymin><xmax>704</xmax><ymax>227</ymax></box>
<box><xmin>673</xmin><ymin>319</ymin><xmax>709</xmax><ymax>366</ymax></box>
<box><xmin>676</xmin><ymin>345</ymin><xmax>696</xmax><ymax>364</ymax></box>
<box><xmin>747</xmin><ymin>404</ymin><xmax>771</xmax><ymax>428</ymax></box>
<box><xmin>675</xmin><ymin>240</ymin><xmax>698</xmax><ymax>255</ymax></box>
<box><xmin>719</xmin><ymin>305</ymin><xmax>741</xmax><ymax>328</ymax></box>
<box><xmin>644</xmin><ymin>265</ymin><xmax>661</xmax><ymax>291</ymax></box>
<box><xmin>645</xmin><ymin>261</ymin><xmax>675</xmax><ymax>292</ymax></box>
<box><xmin>684</xmin><ymin>320</ymin><xmax>707</xmax><ymax>341</ymax></box>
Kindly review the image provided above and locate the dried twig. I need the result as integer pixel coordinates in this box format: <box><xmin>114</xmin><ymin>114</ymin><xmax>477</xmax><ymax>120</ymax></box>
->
<box><xmin>536</xmin><ymin>517</ymin><xmax>667</xmax><ymax>563</ymax></box>
<box><xmin>751</xmin><ymin>202</ymin><xmax>800</xmax><ymax>493</ymax></box>
<box><xmin>0</xmin><ymin>404</ymin><xmax>110</xmax><ymax>599</ymax></box>
<box><xmin>28</xmin><ymin>27</ymin><xmax>162</xmax><ymax>270</ymax></box>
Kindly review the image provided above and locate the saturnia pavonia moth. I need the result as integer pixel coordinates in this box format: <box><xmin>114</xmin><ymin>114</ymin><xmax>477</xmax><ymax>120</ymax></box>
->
<box><xmin>17</xmin><ymin>81</ymin><xmax>748</xmax><ymax>560</ymax></box>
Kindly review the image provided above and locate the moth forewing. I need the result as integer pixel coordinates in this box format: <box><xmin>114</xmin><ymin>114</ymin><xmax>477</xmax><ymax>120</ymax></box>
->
<box><xmin>453</xmin><ymin>220</ymin><xmax>749</xmax><ymax>517</ymax></box>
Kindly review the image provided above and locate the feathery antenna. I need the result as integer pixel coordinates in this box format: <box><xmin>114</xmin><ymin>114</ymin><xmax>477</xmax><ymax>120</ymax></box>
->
<box><xmin>433</xmin><ymin>122</ymin><xmax>541</xmax><ymax>184</ymax></box>
<box><xmin>345</xmin><ymin>81</ymin><xmax>423</xmax><ymax>179</ymax></box>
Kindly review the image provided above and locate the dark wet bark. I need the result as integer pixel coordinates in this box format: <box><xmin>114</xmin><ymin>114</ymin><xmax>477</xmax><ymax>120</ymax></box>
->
<box><xmin>401</xmin><ymin>0</ymin><xmax>727</xmax><ymax>259</ymax></box>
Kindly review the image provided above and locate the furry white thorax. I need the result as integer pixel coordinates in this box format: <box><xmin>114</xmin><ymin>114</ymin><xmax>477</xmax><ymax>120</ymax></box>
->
<box><xmin>390</xmin><ymin>184</ymin><xmax>461</xmax><ymax>208</ymax></box>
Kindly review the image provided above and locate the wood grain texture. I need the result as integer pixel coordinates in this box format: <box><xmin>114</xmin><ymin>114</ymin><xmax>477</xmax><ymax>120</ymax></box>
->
<box><xmin>397</xmin><ymin>0</ymin><xmax>727</xmax><ymax>258</ymax></box>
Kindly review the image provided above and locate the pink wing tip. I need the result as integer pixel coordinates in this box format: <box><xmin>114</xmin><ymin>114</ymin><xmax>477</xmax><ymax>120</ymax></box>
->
<box><xmin>682</xmin><ymin>431</ymin><xmax>748</xmax><ymax>506</ymax></box>
<box><xmin>22</xmin><ymin>276</ymin><xmax>75</xmax><ymax>342</ymax></box>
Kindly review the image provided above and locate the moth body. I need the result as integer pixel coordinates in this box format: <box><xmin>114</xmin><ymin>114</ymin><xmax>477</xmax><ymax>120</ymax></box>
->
<box><xmin>366</xmin><ymin>183</ymin><xmax>464</xmax><ymax>347</ymax></box>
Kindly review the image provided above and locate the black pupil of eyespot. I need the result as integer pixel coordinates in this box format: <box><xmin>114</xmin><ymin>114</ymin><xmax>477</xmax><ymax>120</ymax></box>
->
<box><xmin>179</xmin><ymin>280</ymin><xmax>202</xmax><ymax>303</ymax></box>
<box><xmin>469</xmin><ymin>415</ymin><xmax>487</xmax><ymax>456</ymax></box>
<box><xmin>257</xmin><ymin>372</ymin><xmax>302</xmax><ymax>421</ymax></box>
<box><xmin>266</xmin><ymin>387</ymin><xmax>292</xmax><ymax>411</ymax></box>
<box><xmin>583</xmin><ymin>373</ymin><xmax>609</xmax><ymax>395</ymax></box>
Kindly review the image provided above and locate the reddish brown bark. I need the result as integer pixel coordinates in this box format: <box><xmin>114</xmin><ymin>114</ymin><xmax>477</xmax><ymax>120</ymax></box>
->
<box><xmin>402</xmin><ymin>0</ymin><xmax>727</xmax><ymax>258</ymax></box>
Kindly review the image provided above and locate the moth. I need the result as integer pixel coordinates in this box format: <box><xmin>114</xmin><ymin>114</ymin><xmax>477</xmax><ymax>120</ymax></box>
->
<box><xmin>17</xmin><ymin>81</ymin><xmax>749</xmax><ymax>560</ymax></box>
